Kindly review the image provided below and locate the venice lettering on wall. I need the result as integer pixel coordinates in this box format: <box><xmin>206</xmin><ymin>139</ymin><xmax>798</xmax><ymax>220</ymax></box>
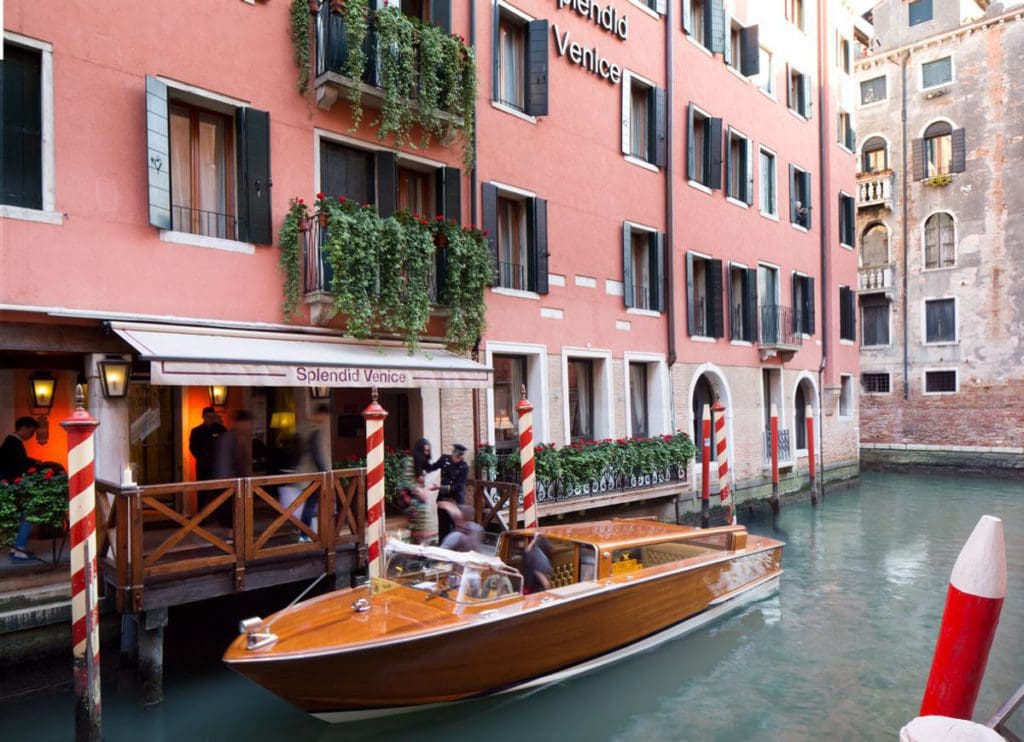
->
<box><xmin>295</xmin><ymin>366</ymin><xmax>409</xmax><ymax>386</ymax></box>
<box><xmin>553</xmin><ymin>0</ymin><xmax>629</xmax><ymax>85</ymax></box>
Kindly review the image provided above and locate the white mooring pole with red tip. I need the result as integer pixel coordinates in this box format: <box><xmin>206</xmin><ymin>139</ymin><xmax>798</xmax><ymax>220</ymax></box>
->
<box><xmin>712</xmin><ymin>401</ymin><xmax>734</xmax><ymax>525</ymax></box>
<box><xmin>919</xmin><ymin>514</ymin><xmax>1007</xmax><ymax>720</ymax></box>
<box><xmin>362</xmin><ymin>387</ymin><xmax>388</xmax><ymax>580</ymax></box>
<box><xmin>62</xmin><ymin>385</ymin><xmax>102</xmax><ymax>742</ymax></box>
<box><xmin>517</xmin><ymin>385</ymin><xmax>538</xmax><ymax>530</ymax></box>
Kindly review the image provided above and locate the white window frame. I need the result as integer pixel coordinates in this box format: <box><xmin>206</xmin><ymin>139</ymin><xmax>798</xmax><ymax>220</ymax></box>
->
<box><xmin>1</xmin><ymin>32</ymin><xmax>60</xmax><ymax>225</ymax></box>
<box><xmin>920</xmin><ymin>209</ymin><xmax>958</xmax><ymax>272</ymax></box>
<box><xmin>922</xmin><ymin>367</ymin><xmax>959</xmax><ymax>396</ymax></box>
<box><xmin>688</xmin><ymin>102</ymin><xmax>715</xmax><ymax>193</ymax></box>
<box><xmin>622</xmin><ymin>69</ymin><xmax>660</xmax><ymax>172</ymax></box>
<box><xmin>859</xmin><ymin>132</ymin><xmax>891</xmax><ymax>174</ymax></box>
<box><xmin>493</xmin><ymin>1</ymin><xmax>535</xmax><ymax>120</ymax></box>
<box><xmin>860</xmin><ymin>295</ymin><xmax>893</xmax><ymax>348</ymax></box>
<box><xmin>758</xmin><ymin>146</ymin><xmax>779</xmax><ymax>220</ymax></box>
<box><xmin>561</xmin><ymin>347</ymin><xmax>615</xmax><ymax>445</ymax></box>
<box><xmin>790</xmin><ymin>163</ymin><xmax>811</xmax><ymax>233</ymax></box>
<box><xmin>484</xmin><ymin>342</ymin><xmax>550</xmax><ymax>447</ymax></box>
<box><xmin>725</xmin><ymin>126</ymin><xmax>752</xmax><ymax>208</ymax></box>
<box><xmin>837</xmin><ymin>110</ymin><xmax>855</xmax><ymax>154</ymax></box>
<box><xmin>791</xmin><ymin>372</ymin><xmax>819</xmax><ymax>458</ymax></box>
<box><xmin>860</xmin><ymin>371</ymin><xmax>893</xmax><ymax>396</ymax></box>
<box><xmin>858</xmin><ymin>73</ymin><xmax>889</xmax><ymax>109</ymax></box>
<box><xmin>624</xmin><ymin>221</ymin><xmax>662</xmax><ymax>316</ymax></box>
<box><xmin>622</xmin><ymin>352</ymin><xmax>671</xmax><ymax>439</ymax></box>
<box><xmin>920</xmin><ymin>54</ymin><xmax>955</xmax><ymax>92</ymax></box>
<box><xmin>922</xmin><ymin>296</ymin><xmax>959</xmax><ymax>346</ymax></box>
<box><xmin>756</xmin><ymin>46</ymin><xmax>776</xmax><ymax>99</ymax></box>
<box><xmin>838</xmin><ymin>374</ymin><xmax>854</xmax><ymax>419</ymax></box>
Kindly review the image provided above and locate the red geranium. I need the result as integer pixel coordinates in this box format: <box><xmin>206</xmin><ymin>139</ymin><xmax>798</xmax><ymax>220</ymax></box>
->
<box><xmin>27</xmin><ymin>467</ymin><xmax>36</xmax><ymax>474</ymax></box>
<box><xmin>338</xmin><ymin>196</ymin><xmax>346</xmax><ymax>203</ymax></box>
<box><xmin>316</xmin><ymin>192</ymin><xmax>325</xmax><ymax>200</ymax></box>
<box><xmin>44</xmin><ymin>470</ymin><xmax>54</xmax><ymax>480</ymax></box>
<box><xmin>13</xmin><ymin>477</ymin><xmax>22</xmax><ymax>485</ymax></box>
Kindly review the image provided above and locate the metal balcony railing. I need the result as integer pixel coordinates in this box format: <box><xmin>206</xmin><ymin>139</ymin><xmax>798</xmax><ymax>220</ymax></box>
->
<box><xmin>858</xmin><ymin>264</ymin><xmax>896</xmax><ymax>293</ymax></box>
<box><xmin>497</xmin><ymin>261</ymin><xmax>528</xmax><ymax>292</ymax></box>
<box><xmin>763</xmin><ymin>429</ymin><xmax>793</xmax><ymax>462</ymax></box>
<box><xmin>857</xmin><ymin>171</ymin><xmax>895</xmax><ymax>209</ymax></box>
<box><xmin>759</xmin><ymin>305</ymin><xmax>802</xmax><ymax>348</ymax></box>
<box><xmin>171</xmin><ymin>205</ymin><xmax>237</xmax><ymax>241</ymax></box>
<box><xmin>632</xmin><ymin>285</ymin><xmax>651</xmax><ymax>311</ymax></box>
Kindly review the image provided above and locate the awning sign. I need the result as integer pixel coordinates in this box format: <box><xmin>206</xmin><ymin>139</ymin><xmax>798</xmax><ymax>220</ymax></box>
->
<box><xmin>149</xmin><ymin>361</ymin><xmax>490</xmax><ymax>389</ymax></box>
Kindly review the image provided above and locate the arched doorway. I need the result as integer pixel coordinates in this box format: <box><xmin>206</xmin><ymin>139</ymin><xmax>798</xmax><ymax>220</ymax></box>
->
<box><xmin>794</xmin><ymin>378</ymin><xmax>815</xmax><ymax>450</ymax></box>
<box><xmin>692</xmin><ymin>374</ymin><xmax>719</xmax><ymax>461</ymax></box>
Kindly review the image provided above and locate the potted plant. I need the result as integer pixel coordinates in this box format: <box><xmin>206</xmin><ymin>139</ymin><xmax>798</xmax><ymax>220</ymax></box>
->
<box><xmin>924</xmin><ymin>174</ymin><xmax>952</xmax><ymax>188</ymax></box>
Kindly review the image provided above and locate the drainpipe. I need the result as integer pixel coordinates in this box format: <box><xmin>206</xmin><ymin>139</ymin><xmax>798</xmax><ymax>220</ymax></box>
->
<box><xmin>815</xmin><ymin>0</ymin><xmax>829</xmax><ymax>494</ymax></box>
<box><xmin>900</xmin><ymin>50</ymin><xmax>910</xmax><ymax>400</ymax></box>
<box><xmin>665</xmin><ymin>0</ymin><xmax>677</xmax><ymax>370</ymax></box>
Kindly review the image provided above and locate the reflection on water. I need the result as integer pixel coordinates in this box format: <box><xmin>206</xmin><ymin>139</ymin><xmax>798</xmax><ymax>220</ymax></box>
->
<box><xmin>3</xmin><ymin>472</ymin><xmax>1023</xmax><ymax>741</ymax></box>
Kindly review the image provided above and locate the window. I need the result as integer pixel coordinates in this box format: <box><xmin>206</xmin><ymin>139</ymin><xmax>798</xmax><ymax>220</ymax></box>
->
<box><xmin>839</xmin><ymin>286</ymin><xmax>856</xmax><ymax>341</ymax></box>
<box><xmin>860</xmin><ymin>76</ymin><xmax>887</xmax><ymax>106</ymax></box>
<box><xmin>924</xmin><ymin>370</ymin><xmax>957</xmax><ymax>394</ymax></box>
<box><xmin>789</xmin><ymin>165</ymin><xmax>812</xmax><ymax>229</ymax></box>
<box><xmin>838</xmin><ymin>111</ymin><xmax>855</xmax><ymax>151</ymax></box>
<box><xmin>759</xmin><ymin>148</ymin><xmax>777</xmax><ymax>216</ymax></box>
<box><xmin>758</xmin><ymin>265</ymin><xmax>782</xmax><ymax>344</ymax></box>
<box><xmin>915</xmin><ymin>121</ymin><xmax>965</xmax><ymax>179</ymax></box>
<box><xmin>794</xmin><ymin>380</ymin><xmax>812</xmax><ymax>450</ymax></box>
<box><xmin>726</xmin><ymin>129</ymin><xmax>753</xmax><ymax>204</ymax></box>
<box><xmin>728</xmin><ymin>22</ymin><xmax>742</xmax><ymax>68</ymax></box>
<box><xmin>861</xmin><ymin>136</ymin><xmax>888</xmax><ymax>173</ymax></box>
<box><xmin>785</xmin><ymin>0</ymin><xmax>805</xmax><ymax>31</ymax></box>
<box><xmin>839</xmin><ymin>38</ymin><xmax>852</xmax><ymax>74</ymax></box>
<box><xmin>687</xmin><ymin>104</ymin><xmax>722</xmax><ymax>189</ymax></box>
<box><xmin>686</xmin><ymin>253</ymin><xmax>724</xmax><ymax>338</ymax></box>
<box><xmin>397</xmin><ymin>167</ymin><xmax>434</xmax><ymax>214</ymax></box>
<box><xmin>493</xmin><ymin>355</ymin><xmax>527</xmax><ymax>451</ymax></box>
<box><xmin>169</xmin><ymin>102</ymin><xmax>236</xmax><ymax>239</ymax></box>
<box><xmin>629</xmin><ymin>363</ymin><xmax>649</xmax><ymax>439</ymax></box>
<box><xmin>861</xmin><ymin>223</ymin><xmax>890</xmax><ymax>266</ymax></box>
<box><xmin>320</xmin><ymin>141</ymin><xmax>375</xmax><ymax>205</ymax></box>
<box><xmin>839</xmin><ymin>193</ymin><xmax>855</xmax><ymax>247</ymax></box>
<box><xmin>861</xmin><ymin>373</ymin><xmax>891</xmax><ymax>394</ymax></box>
<box><xmin>623</xmin><ymin>224</ymin><xmax>665</xmax><ymax>312</ymax></box>
<box><xmin>792</xmin><ymin>273</ymin><xmax>815</xmax><ymax>335</ymax></box>
<box><xmin>755</xmin><ymin>47</ymin><xmax>774</xmax><ymax>95</ymax></box>
<box><xmin>2</xmin><ymin>43</ymin><xmax>43</xmax><ymax>209</ymax></box>
<box><xmin>728</xmin><ymin>264</ymin><xmax>758</xmax><ymax>342</ymax></box>
<box><xmin>568</xmin><ymin>360</ymin><xmax>594</xmax><ymax>442</ymax></box>
<box><xmin>725</xmin><ymin>21</ymin><xmax>760</xmax><ymax>77</ymax></box>
<box><xmin>925</xmin><ymin>298</ymin><xmax>956</xmax><ymax>343</ymax></box>
<box><xmin>788</xmin><ymin>66</ymin><xmax>812</xmax><ymax>118</ymax></box>
<box><xmin>839</xmin><ymin>375</ymin><xmax>853</xmax><ymax>417</ymax></box>
<box><xmin>924</xmin><ymin>212</ymin><xmax>956</xmax><ymax>269</ymax></box>
<box><xmin>861</xmin><ymin>296</ymin><xmax>890</xmax><ymax>346</ymax></box>
<box><xmin>623</xmin><ymin>75</ymin><xmax>665</xmax><ymax>166</ymax></box>
<box><xmin>493</xmin><ymin>10</ymin><xmax>548</xmax><ymax>116</ymax></box>
<box><xmin>922</xmin><ymin>57</ymin><xmax>953</xmax><ymax>90</ymax></box>
<box><xmin>687</xmin><ymin>0</ymin><xmax>707</xmax><ymax>46</ymax></box>
<box><xmin>481</xmin><ymin>182</ymin><xmax>548</xmax><ymax>294</ymax></box>
<box><xmin>909</xmin><ymin>0</ymin><xmax>933</xmax><ymax>27</ymax></box>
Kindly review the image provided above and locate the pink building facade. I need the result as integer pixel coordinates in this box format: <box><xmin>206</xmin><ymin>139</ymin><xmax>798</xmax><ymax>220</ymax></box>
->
<box><xmin>1</xmin><ymin>0</ymin><xmax>860</xmax><ymax>513</ymax></box>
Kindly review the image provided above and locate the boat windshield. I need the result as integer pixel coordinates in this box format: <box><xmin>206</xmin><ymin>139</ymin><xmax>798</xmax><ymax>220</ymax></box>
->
<box><xmin>384</xmin><ymin>546</ymin><xmax>523</xmax><ymax>604</ymax></box>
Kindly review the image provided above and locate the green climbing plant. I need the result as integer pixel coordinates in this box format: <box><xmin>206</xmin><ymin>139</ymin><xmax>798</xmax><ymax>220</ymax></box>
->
<box><xmin>279</xmin><ymin>198</ymin><xmax>308</xmax><ymax>320</ymax></box>
<box><xmin>342</xmin><ymin>0</ymin><xmax>370</xmax><ymax>128</ymax></box>
<box><xmin>375</xmin><ymin>7</ymin><xmax>419</xmax><ymax>145</ymax></box>
<box><xmin>436</xmin><ymin>220</ymin><xmax>492</xmax><ymax>352</ymax></box>
<box><xmin>290</xmin><ymin>0</ymin><xmax>314</xmax><ymax>94</ymax></box>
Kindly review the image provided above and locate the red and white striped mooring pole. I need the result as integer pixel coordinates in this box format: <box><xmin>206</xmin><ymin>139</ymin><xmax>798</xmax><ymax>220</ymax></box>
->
<box><xmin>517</xmin><ymin>385</ymin><xmax>538</xmax><ymax>530</ymax></box>
<box><xmin>362</xmin><ymin>387</ymin><xmax>388</xmax><ymax>580</ymax></box>
<box><xmin>700</xmin><ymin>404</ymin><xmax>711</xmax><ymax>529</ymax></box>
<box><xmin>920</xmin><ymin>514</ymin><xmax>1007</xmax><ymax>720</ymax></box>
<box><xmin>62</xmin><ymin>385</ymin><xmax>102</xmax><ymax>742</ymax></box>
<box><xmin>805</xmin><ymin>404</ymin><xmax>818</xmax><ymax>506</ymax></box>
<box><xmin>712</xmin><ymin>401</ymin><xmax>734</xmax><ymax>525</ymax></box>
<box><xmin>769</xmin><ymin>404</ymin><xmax>780</xmax><ymax>516</ymax></box>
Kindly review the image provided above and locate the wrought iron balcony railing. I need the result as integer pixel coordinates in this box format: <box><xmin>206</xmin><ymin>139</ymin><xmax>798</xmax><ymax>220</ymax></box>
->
<box><xmin>759</xmin><ymin>305</ymin><xmax>802</xmax><ymax>347</ymax></box>
<box><xmin>763</xmin><ymin>428</ymin><xmax>793</xmax><ymax>462</ymax></box>
<box><xmin>171</xmin><ymin>205</ymin><xmax>237</xmax><ymax>241</ymax></box>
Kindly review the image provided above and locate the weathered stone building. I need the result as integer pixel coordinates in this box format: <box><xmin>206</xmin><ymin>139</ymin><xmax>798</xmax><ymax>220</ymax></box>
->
<box><xmin>853</xmin><ymin>0</ymin><xmax>1024</xmax><ymax>472</ymax></box>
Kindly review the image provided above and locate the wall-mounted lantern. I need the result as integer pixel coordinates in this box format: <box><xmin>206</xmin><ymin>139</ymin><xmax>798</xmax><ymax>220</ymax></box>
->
<box><xmin>309</xmin><ymin>386</ymin><xmax>331</xmax><ymax>400</ymax></box>
<box><xmin>98</xmin><ymin>358</ymin><xmax>133</xmax><ymax>399</ymax></box>
<box><xmin>209</xmin><ymin>385</ymin><xmax>229</xmax><ymax>408</ymax></box>
<box><xmin>29</xmin><ymin>372</ymin><xmax>57</xmax><ymax>413</ymax></box>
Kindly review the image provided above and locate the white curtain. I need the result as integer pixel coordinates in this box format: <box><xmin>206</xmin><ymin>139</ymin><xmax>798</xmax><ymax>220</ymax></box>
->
<box><xmin>630</xmin><ymin>87</ymin><xmax>648</xmax><ymax>159</ymax></box>
<box><xmin>630</xmin><ymin>364</ymin><xmax>647</xmax><ymax>438</ymax></box>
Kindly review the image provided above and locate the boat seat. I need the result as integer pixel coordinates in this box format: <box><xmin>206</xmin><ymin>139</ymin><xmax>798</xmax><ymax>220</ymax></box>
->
<box><xmin>642</xmin><ymin>542</ymin><xmax>712</xmax><ymax>566</ymax></box>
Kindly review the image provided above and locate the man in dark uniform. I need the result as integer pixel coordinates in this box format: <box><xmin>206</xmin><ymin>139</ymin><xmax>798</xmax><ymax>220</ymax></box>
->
<box><xmin>427</xmin><ymin>443</ymin><xmax>469</xmax><ymax>543</ymax></box>
<box><xmin>189</xmin><ymin>406</ymin><xmax>226</xmax><ymax>481</ymax></box>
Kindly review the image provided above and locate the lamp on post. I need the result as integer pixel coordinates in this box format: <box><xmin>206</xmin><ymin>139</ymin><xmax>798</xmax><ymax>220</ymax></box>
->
<box><xmin>97</xmin><ymin>358</ymin><xmax>132</xmax><ymax>399</ymax></box>
<box><xmin>209</xmin><ymin>385</ymin><xmax>229</xmax><ymax>409</ymax></box>
<box><xmin>309</xmin><ymin>386</ymin><xmax>331</xmax><ymax>400</ymax></box>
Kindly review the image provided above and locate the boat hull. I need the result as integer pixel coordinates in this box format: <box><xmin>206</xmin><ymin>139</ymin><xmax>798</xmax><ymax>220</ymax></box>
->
<box><xmin>225</xmin><ymin>545</ymin><xmax>782</xmax><ymax>719</ymax></box>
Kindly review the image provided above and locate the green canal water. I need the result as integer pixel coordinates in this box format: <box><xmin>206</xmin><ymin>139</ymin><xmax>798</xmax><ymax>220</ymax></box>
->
<box><xmin>4</xmin><ymin>472</ymin><xmax>1024</xmax><ymax>741</ymax></box>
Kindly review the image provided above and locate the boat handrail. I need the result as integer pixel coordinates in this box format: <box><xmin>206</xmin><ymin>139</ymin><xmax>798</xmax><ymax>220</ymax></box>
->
<box><xmin>385</xmin><ymin>540</ymin><xmax>512</xmax><ymax>572</ymax></box>
<box><xmin>988</xmin><ymin>680</ymin><xmax>1024</xmax><ymax>741</ymax></box>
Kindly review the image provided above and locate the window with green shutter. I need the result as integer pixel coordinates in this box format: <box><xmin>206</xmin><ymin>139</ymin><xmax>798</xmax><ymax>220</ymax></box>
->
<box><xmin>909</xmin><ymin>0</ymin><xmax>933</xmax><ymax>27</ymax></box>
<box><xmin>922</xmin><ymin>57</ymin><xmax>953</xmax><ymax>90</ymax></box>
<box><xmin>2</xmin><ymin>44</ymin><xmax>44</xmax><ymax>210</ymax></box>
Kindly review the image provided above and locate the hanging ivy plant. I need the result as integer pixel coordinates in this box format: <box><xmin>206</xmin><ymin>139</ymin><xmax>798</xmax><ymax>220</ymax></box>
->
<box><xmin>290</xmin><ymin>0</ymin><xmax>314</xmax><ymax>94</ymax></box>
<box><xmin>321</xmin><ymin>197</ymin><xmax>380</xmax><ymax>338</ymax></box>
<box><xmin>375</xmin><ymin>7</ymin><xmax>419</xmax><ymax>145</ymax></box>
<box><xmin>384</xmin><ymin>212</ymin><xmax>436</xmax><ymax>352</ymax></box>
<box><xmin>436</xmin><ymin>220</ymin><xmax>492</xmax><ymax>352</ymax></box>
<box><xmin>342</xmin><ymin>0</ymin><xmax>370</xmax><ymax>129</ymax></box>
<box><xmin>279</xmin><ymin>198</ymin><xmax>308</xmax><ymax>320</ymax></box>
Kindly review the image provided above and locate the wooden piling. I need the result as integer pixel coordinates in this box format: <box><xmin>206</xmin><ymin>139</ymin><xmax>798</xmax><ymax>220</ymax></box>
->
<box><xmin>700</xmin><ymin>404</ymin><xmax>711</xmax><ymax>528</ymax></box>
<box><xmin>806</xmin><ymin>404</ymin><xmax>818</xmax><ymax>506</ymax></box>
<box><xmin>138</xmin><ymin>608</ymin><xmax>167</xmax><ymax>707</ymax></box>
<box><xmin>770</xmin><ymin>404</ymin><xmax>780</xmax><ymax>515</ymax></box>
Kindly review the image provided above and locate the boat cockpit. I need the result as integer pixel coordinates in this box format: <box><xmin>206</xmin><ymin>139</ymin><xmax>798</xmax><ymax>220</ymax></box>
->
<box><xmin>384</xmin><ymin>543</ymin><xmax>523</xmax><ymax>604</ymax></box>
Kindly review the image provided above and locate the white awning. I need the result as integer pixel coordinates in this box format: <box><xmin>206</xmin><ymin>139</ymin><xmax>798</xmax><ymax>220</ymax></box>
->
<box><xmin>111</xmin><ymin>322</ymin><xmax>491</xmax><ymax>389</ymax></box>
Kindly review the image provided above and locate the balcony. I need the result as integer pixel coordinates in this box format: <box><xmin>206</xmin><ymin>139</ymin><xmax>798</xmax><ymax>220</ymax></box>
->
<box><xmin>857</xmin><ymin>171</ymin><xmax>895</xmax><ymax>210</ymax></box>
<box><xmin>758</xmin><ymin>305</ymin><xmax>803</xmax><ymax>362</ymax></box>
<box><xmin>858</xmin><ymin>263</ymin><xmax>897</xmax><ymax>299</ymax></box>
<box><xmin>312</xmin><ymin>3</ymin><xmax>464</xmax><ymax>127</ymax></box>
<box><xmin>302</xmin><ymin>215</ymin><xmax>445</xmax><ymax>326</ymax></box>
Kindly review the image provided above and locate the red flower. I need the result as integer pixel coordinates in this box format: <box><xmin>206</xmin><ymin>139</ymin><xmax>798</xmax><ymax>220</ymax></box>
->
<box><xmin>482</xmin><ymin>229</ymin><xmax>489</xmax><ymax>236</ymax></box>
<box><xmin>420</xmin><ymin>219</ymin><xmax>428</xmax><ymax>225</ymax></box>
<box><xmin>44</xmin><ymin>470</ymin><xmax>54</xmax><ymax>480</ymax></box>
<box><xmin>0</xmin><ymin>480</ymin><xmax>7</xmax><ymax>486</ymax></box>
<box><xmin>316</xmin><ymin>192</ymin><xmax>325</xmax><ymax>200</ymax></box>
<box><xmin>14</xmin><ymin>477</ymin><xmax>22</xmax><ymax>484</ymax></box>
<box><xmin>297</xmin><ymin>198</ymin><xmax>305</xmax><ymax>204</ymax></box>
<box><xmin>435</xmin><ymin>215</ymin><xmax>444</xmax><ymax>222</ymax></box>
<box><xmin>338</xmin><ymin>196</ymin><xmax>346</xmax><ymax>203</ymax></box>
<box><xmin>27</xmin><ymin>467</ymin><xmax>36</xmax><ymax>474</ymax></box>
<box><xmin>363</xmin><ymin>203</ymin><xmax>370</xmax><ymax>209</ymax></box>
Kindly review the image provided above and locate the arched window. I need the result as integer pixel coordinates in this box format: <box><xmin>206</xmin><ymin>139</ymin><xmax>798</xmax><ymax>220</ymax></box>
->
<box><xmin>794</xmin><ymin>379</ymin><xmax>815</xmax><ymax>450</ymax></box>
<box><xmin>861</xmin><ymin>223</ymin><xmax>889</xmax><ymax>267</ymax></box>
<box><xmin>924</xmin><ymin>212</ymin><xmax>955</xmax><ymax>269</ymax></box>
<box><xmin>692</xmin><ymin>374</ymin><xmax>719</xmax><ymax>462</ymax></box>
<box><xmin>862</xmin><ymin>136</ymin><xmax>888</xmax><ymax>173</ymax></box>
<box><xmin>923</xmin><ymin>121</ymin><xmax>952</xmax><ymax>177</ymax></box>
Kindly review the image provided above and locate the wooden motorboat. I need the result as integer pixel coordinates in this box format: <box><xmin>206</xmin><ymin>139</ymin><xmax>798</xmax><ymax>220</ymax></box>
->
<box><xmin>223</xmin><ymin>519</ymin><xmax>784</xmax><ymax>722</ymax></box>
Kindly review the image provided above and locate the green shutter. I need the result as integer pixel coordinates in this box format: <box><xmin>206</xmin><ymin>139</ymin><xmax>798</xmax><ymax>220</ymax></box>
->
<box><xmin>530</xmin><ymin>197</ymin><xmax>549</xmax><ymax>295</ymax></box>
<box><xmin>708</xmin><ymin>259</ymin><xmax>724</xmax><ymax>338</ymax></box>
<box><xmin>707</xmin><ymin>117</ymin><xmax>723</xmax><ymax>190</ymax></box>
<box><xmin>237</xmin><ymin>107</ymin><xmax>273</xmax><ymax>244</ymax></box>
<box><xmin>145</xmin><ymin>75</ymin><xmax>172</xmax><ymax>230</ymax></box>
<box><xmin>481</xmin><ymin>182</ymin><xmax>499</xmax><ymax>284</ymax></box>
<box><xmin>623</xmin><ymin>223</ymin><xmax>635</xmax><ymax>309</ymax></box>
<box><xmin>685</xmin><ymin>252</ymin><xmax>696</xmax><ymax>335</ymax></box>
<box><xmin>649</xmin><ymin>232</ymin><xmax>664</xmax><ymax>312</ymax></box>
<box><xmin>375</xmin><ymin>151</ymin><xmax>397</xmax><ymax>218</ymax></box>
<box><xmin>687</xmin><ymin>104</ymin><xmax>696</xmax><ymax>182</ymax></box>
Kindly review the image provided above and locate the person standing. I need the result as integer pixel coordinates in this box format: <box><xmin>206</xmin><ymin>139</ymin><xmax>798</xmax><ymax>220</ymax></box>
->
<box><xmin>211</xmin><ymin>410</ymin><xmax>254</xmax><ymax>527</ymax></box>
<box><xmin>298</xmin><ymin>404</ymin><xmax>331</xmax><ymax>537</ymax></box>
<box><xmin>426</xmin><ymin>443</ymin><xmax>469</xmax><ymax>543</ymax></box>
<box><xmin>189</xmin><ymin>406</ymin><xmax>226</xmax><ymax>481</ymax></box>
<box><xmin>1</xmin><ymin>417</ymin><xmax>41</xmax><ymax>562</ymax></box>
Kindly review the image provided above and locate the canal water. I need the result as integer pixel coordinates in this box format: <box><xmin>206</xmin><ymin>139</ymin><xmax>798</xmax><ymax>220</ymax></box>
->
<box><xmin>4</xmin><ymin>472</ymin><xmax>1023</xmax><ymax>741</ymax></box>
